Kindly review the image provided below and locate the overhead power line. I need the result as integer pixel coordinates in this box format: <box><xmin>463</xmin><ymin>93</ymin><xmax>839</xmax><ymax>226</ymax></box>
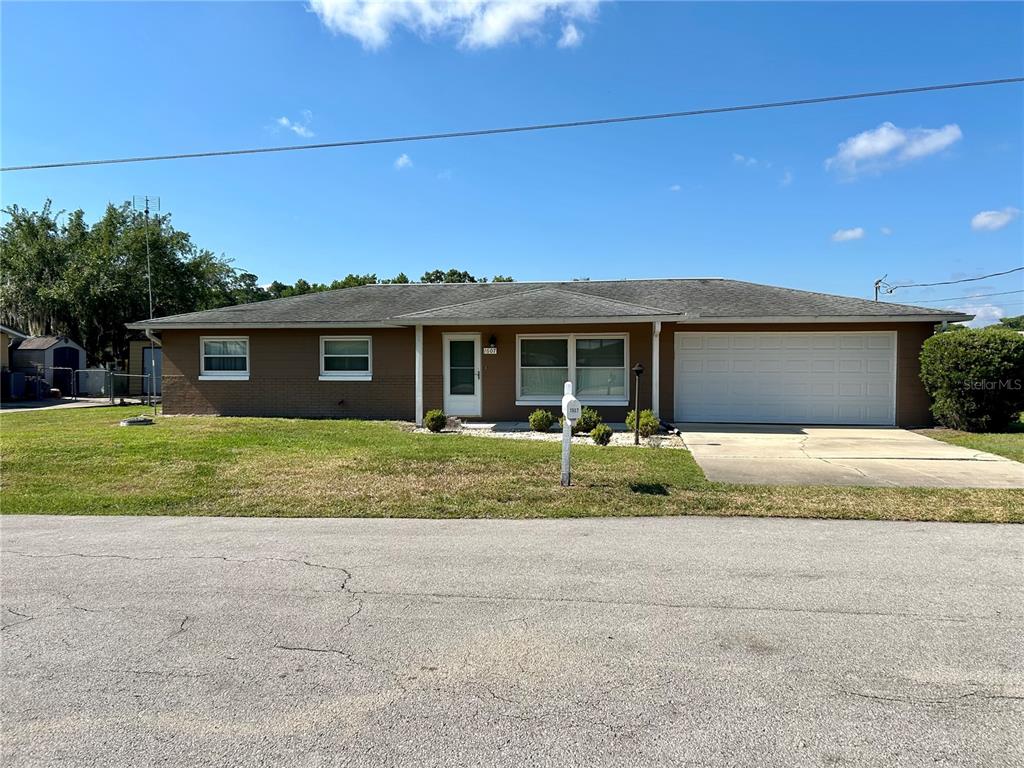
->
<box><xmin>881</xmin><ymin>266</ymin><xmax>1024</xmax><ymax>293</ymax></box>
<box><xmin>2</xmin><ymin>76</ymin><xmax>1022</xmax><ymax>173</ymax></box>
<box><xmin>915</xmin><ymin>289</ymin><xmax>1024</xmax><ymax>303</ymax></box>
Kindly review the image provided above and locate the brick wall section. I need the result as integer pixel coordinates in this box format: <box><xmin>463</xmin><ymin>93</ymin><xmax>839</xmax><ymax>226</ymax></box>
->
<box><xmin>161</xmin><ymin>329</ymin><xmax>415</xmax><ymax>419</ymax></box>
<box><xmin>161</xmin><ymin>321</ymin><xmax>937</xmax><ymax>426</ymax></box>
<box><xmin>658</xmin><ymin>321</ymin><xmax>936</xmax><ymax>427</ymax></box>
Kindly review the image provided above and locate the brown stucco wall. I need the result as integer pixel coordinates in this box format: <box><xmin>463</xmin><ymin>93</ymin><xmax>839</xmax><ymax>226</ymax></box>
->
<box><xmin>658</xmin><ymin>321</ymin><xmax>936</xmax><ymax>427</ymax></box>
<box><xmin>422</xmin><ymin>324</ymin><xmax>654</xmax><ymax>423</ymax></box>
<box><xmin>160</xmin><ymin>321</ymin><xmax>937</xmax><ymax>426</ymax></box>
<box><xmin>161</xmin><ymin>328</ymin><xmax>416</xmax><ymax>419</ymax></box>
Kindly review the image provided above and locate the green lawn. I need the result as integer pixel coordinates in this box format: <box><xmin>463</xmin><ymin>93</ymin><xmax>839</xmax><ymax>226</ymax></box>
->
<box><xmin>917</xmin><ymin>416</ymin><xmax>1024</xmax><ymax>464</ymax></box>
<box><xmin>1</xmin><ymin>407</ymin><xmax>1021</xmax><ymax>523</ymax></box>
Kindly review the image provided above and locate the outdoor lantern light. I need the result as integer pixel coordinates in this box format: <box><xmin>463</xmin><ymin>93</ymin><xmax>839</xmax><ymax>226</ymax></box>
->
<box><xmin>488</xmin><ymin>334</ymin><xmax>497</xmax><ymax>348</ymax></box>
<box><xmin>632</xmin><ymin>363</ymin><xmax>645</xmax><ymax>445</ymax></box>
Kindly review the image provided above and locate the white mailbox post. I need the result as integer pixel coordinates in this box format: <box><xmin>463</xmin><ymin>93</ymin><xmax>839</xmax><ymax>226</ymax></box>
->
<box><xmin>561</xmin><ymin>381</ymin><xmax>582</xmax><ymax>487</ymax></box>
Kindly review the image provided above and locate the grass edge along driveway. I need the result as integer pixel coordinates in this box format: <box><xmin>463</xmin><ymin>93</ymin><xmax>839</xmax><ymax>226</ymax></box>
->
<box><xmin>1</xmin><ymin>407</ymin><xmax>1021</xmax><ymax>523</ymax></box>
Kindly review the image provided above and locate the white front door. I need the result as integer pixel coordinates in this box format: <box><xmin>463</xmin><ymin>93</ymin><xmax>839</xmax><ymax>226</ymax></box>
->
<box><xmin>443</xmin><ymin>334</ymin><xmax>482</xmax><ymax>417</ymax></box>
<box><xmin>674</xmin><ymin>331</ymin><xmax>897</xmax><ymax>425</ymax></box>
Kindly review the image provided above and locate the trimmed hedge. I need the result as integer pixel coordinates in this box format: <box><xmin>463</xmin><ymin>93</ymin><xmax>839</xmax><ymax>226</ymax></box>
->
<box><xmin>590</xmin><ymin>423</ymin><xmax>613</xmax><ymax>446</ymax></box>
<box><xmin>528</xmin><ymin>409</ymin><xmax>555</xmax><ymax>432</ymax></box>
<box><xmin>423</xmin><ymin>409</ymin><xmax>447</xmax><ymax>432</ymax></box>
<box><xmin>626</xmin><ymin>408</ymin><xmax>660</xmax><ymax>438</ymax></box>
<box><xmin>919</xmin><ymin>327</ymin><xmax>1024</xmax><ymax>432</ymax></box>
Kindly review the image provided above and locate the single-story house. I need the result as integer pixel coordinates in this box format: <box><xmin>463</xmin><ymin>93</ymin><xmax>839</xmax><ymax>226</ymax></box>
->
<box><xmin>1</xmin><ymin>324</ymin><xmax>28</xmax><ymax>370</ymax></box>
<box><xmin>10</xmin><ymin>335</ymin><xmax>87</xmax><ymax>395</ymax></box>
<box><xmin>127</xmin><ymin>278</ymin><xmax>970</xmax><ymax>427</ymax></box>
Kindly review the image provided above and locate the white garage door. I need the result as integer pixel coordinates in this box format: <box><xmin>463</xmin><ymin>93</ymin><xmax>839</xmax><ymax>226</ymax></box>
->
<box><xmin>674</xmin><ymin>331</ymin><xmax>896</xmax><ymax>425</ymax></box>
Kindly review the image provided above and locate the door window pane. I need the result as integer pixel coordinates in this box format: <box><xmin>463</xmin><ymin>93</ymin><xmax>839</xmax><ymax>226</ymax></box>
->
<box><xmin>449</xmin><ymin>340</ymin><xmax>475</xmax><ymax>367</ymax></box>
<box><xmin>449</xmin><ymin>368</ymin><xmax>475</xmax><ymax>395</ymax></box>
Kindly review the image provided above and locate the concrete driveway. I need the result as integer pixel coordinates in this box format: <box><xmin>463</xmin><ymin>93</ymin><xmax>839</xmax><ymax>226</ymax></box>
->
<box><xmin>679</xmin><ymin>424</ymin><xmax>1024</xmax><ymax>488</ymax></box>
<box><xmin>2</xmin><ymin>515</ymin><xmax>1022</xmax><ymax>767</ymax></box>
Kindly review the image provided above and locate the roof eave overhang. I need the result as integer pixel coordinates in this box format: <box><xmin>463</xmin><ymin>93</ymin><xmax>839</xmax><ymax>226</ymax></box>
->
<box><xmin>128</xmin><ymin>312</ymin><xmax>973</xmax><ymax>330</ymax></box>
<box><xmin>125</xmin><ymin>321</ymin><xmax>408</xmax><ymax>330</ymax></box>
<box><xmin>676</xmin><ymin>314</ymin><xmax>973</xmax><ymax>324</ymax></box>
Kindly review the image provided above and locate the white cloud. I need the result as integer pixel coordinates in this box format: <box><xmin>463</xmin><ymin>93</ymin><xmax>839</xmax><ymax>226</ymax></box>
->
<box><xmin>436</xmin><ymin>168</ymin><xmax>453</xmax><ymax>181</ymax></box>
<box><xmin>956</xmin><ymin>302</ymin><xmax>1006</xmax><ymax>328</ymax></box>
<box><xmin>309</xmin><ymin>0</ymin><xmax>598</xmax><ymax>50</ymax></box>
<box><xmin>825</xmin><ymin>121</ymin><xmax>962</xmax><ymax>176</ymax></box>
<box><xmin>394</xmin><ymin>153</ymin><xmax>413</xmax><ymax>170</ymax></box>
<box><xmin>831</xmin><ymin>227</ymin><xmax>865</xmax><ymax>242</ymax></box>
<box><xmin>971</xmin><ymin>207</ymin><xmax>1020</xmax><ymax>232</ymax></box>
<box><xmin>880</xmin><ymin>226</ymin><xmax>893</xmax><ymax>236</ymax></box>
<box><xmin>275</xmin><ymin>110</ymin><xmax>315</xmax><ymax>138</ymax></box>
<box><xmin>732</xmin><ymin>152</ymin><xmax>758</xmax><ymax>167</ymax></box>
<box><xmin>557</xmin><ymin>22</ymin><xmax>582</xmax><ymax>48</ymax></box>
<box><xmin>668</xmin><ymin>184</ymin><xmax>681</xmax><ymax>192</ymax></box>
<box><xmin>779</xmin><ymin>169</ymin><xmax>793</xmax><ymax>187</ymax></box>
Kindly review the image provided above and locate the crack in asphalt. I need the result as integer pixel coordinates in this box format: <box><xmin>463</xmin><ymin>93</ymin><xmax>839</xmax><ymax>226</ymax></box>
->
<box><xmin>274</xmin><ymin>644</ymin><xmax>356</xmax><ymax>665</ymax></box>
<box><xmin>838</xmin><ymin>687</ymin><xmax>1024</xmax><ymax>706</ymax></box>
<box><xmin>166</xmin><ymin>615</ymin><xmax>191</xmax><ymax>640</ymax></box>
<box><xmin>5</xmin><ymin>550</ymin><xmax>353</xmax><ymax>581</ymax></box>
<box><xmin>346</xmin><ymin>587</ymin><xmax>995</xmax><ymax>624</ymax></box>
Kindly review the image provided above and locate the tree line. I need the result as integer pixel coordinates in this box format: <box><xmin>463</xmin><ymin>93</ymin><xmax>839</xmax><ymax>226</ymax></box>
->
<box><xmin>0</xmin><ymin>201</ymin><xmax>512</xmax><ymax>365</ymax></box>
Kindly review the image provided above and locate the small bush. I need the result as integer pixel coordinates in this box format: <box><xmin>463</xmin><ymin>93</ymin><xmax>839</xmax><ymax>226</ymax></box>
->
<box><xmin>626</xmin><ymin>408</ymin><xmax>660</xmax><ymax>438</ymax></box>
<box><xmin>919</xmin><ymin>327</ymin><xmax>1024</xmax><ymax>432</ymax></box>
<box><xmin>528</xmin><ymin>409</ymin><xmax>555</xmax><ymax>432</ymax></box>
<box><xmin>423</xmin><ymin>409</ymin><xmax>447</xmax><ymax>432</ymax></box>
<box><xmin>574</xmin><ymin>406</ymin><xmax>603</xmax><ymax>434</ymax></box>
<box><xmin>590</xmin><ymin>423</ymin><xmax>613</xmax><ymax>446</ymax></box>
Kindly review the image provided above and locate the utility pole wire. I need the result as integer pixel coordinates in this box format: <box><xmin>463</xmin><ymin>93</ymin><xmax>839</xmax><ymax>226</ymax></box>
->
<box><xmin>909</xmin><ymin>289</ymin><xmax>1024</xmax><ymax>303</ymax></box>
<box><xmin>2</xmin><ymin>76</ymin><xmax>1021</xmax><ymax>172</ymax></box>
<box><xmin>881</xmin><ymin>266</ymin><xmax>1024</xmax><ymax>294</ymax></box>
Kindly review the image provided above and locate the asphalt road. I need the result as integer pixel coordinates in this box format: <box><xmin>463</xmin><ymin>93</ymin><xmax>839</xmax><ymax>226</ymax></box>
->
<box><xmin>2</xmin><ymin>515</ymin><xmax>1021</xmax><ymax>767</ymax></box>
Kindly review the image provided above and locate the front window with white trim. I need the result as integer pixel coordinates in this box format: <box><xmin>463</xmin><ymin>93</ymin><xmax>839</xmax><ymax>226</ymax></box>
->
<box><xmin>320</xmin><ymin>336</ymin><xmax>372</xmax><ymax>381</ymax></box>
<box><xmin>199</xmin><ymin>336</ymin><xmax>249</xmax><ymax>380</ymax></box>
<box><xmin>517</xmin><ymin>333</ymin><xmax>628</xmax><ymax>404</ymax></box>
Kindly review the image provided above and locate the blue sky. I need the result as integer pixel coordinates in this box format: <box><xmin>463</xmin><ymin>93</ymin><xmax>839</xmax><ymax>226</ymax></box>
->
<box><xmin>2</xmin><ymin>1</ymin><xmax>1022</xmax><ymax>325</ymax></box>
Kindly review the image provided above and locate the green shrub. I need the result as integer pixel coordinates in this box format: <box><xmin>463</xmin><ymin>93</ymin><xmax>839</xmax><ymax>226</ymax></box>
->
<box><xmin>528</xmin><ymin>409</ymin><xmax>555</xmax><ymax>432</ymax></box>
<box><xmin>590</xmin><ymin>423</ymin><xmax>613</xmax><ymax>446</ymax></box>
<box><xmin>919</xmin><ymin>327</ymin><xmax>1024</xmax><ymax>432</ymax></box>
<box><xmin>423</xmin><ymin>409</ymin><xmax>447</xmax><ymax>432</ymax></box>
<box><xmin>626</xmin><ymin>408</ymin><xmax>660</xmax><ymax>438</ymax></box>
<box><xmin>561</xmin><ymin>406</ymin><xmax>602</xmax><ymax>435</ymax></box>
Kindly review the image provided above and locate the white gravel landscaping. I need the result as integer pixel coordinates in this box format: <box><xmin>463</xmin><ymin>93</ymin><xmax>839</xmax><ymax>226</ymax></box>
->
<box><xmin>413</xmin><ymin>421</ymin><xmax>688</xmax><ymax>449</ymax></box>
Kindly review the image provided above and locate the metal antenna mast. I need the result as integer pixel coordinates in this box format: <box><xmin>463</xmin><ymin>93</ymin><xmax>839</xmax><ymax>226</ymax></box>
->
<box><xmin>133</xmin><ymin>195</ymin><xmax>160</xmax><ymax>413</ymax></box>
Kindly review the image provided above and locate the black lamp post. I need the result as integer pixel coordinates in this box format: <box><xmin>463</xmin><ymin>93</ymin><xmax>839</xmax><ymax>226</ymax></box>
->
<box><xmin>631</xmin><ymin>362</ymin><xmax>645</xmax><ymax>445</ymax></box>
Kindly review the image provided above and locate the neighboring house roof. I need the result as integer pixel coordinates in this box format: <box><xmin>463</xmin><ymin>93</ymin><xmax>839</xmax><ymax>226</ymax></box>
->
<box><xmin>0</xmin><ymin>324</ymin><xmax>28</xmax><ymax>339</ymax></box>
<box><xmin>15</xmin><ymin>335</ymin><xmax>81</xmax><ymax>351</ymax></box>
<box><xmin>127</xmin><ymin>278</ymin><xmax>973</xmax><ymax>329</ymax></box>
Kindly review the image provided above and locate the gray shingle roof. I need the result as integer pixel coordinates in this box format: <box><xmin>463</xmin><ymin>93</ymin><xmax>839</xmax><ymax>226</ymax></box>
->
<box><xmin>128</xmin><ymin>278</ymin><xmax>972</xmax><ymax>329</ymax></box>
<box><xmin>16</xmin><ymin>336</ymin><xmax>65</xmax><ymax>350</ymax></box>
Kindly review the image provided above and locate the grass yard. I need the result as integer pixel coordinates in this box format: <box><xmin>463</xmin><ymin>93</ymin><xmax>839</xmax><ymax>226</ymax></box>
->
<box><xmin>1</xmin><ymin>406</ymin><xmax>1021</xmax><ymax>523</ymax></box>
<box><xmin>916</xmin><ymin>415</ymin><xmax>1024</xmax><ymax>464</ymax></box>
